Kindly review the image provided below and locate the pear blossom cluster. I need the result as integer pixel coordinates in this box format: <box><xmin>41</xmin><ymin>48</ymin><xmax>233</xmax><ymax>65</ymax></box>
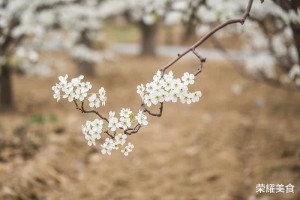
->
<box><xmin>107</xmin><ymin>108</ymin><xmax>148</xmax><ymax>131</ymax></box>
<box><xmin>52</xmin><ymin>70</ymin><xmax>202</xmax><ymax>156</ymax></box>
<box><xmin>52</xmin><ymin>74</ymin><xmax>92</xmax><ymax>102</ymax></box>
<box><xmin>108</xmin><ymin>109</ymin><xmax>136</xmax><ymax>131</ymax></box>
<box><xmin>121</xmin><ymin>143</ymin><xmax>135</xmax><ymax>156</ymax></box>
<box><xmin>52</xmin><ymin>74</ymin><xmax>154</xmax><ymax>156</ymax></box>
<box><xmin>51</xmin><ymin>0</ymin><xmax>295</xmax><ymax>158</ymax></box>
<box><xmin>101</xmin><ymin>134</ymin><xmax>134</xmax><ymax>156</ymax></box>
<box><xmin>137</xmin><ymin>70</ymin><xmax>202</xmax><ymax>106</ymax></box>
<box><xmin>82</xmin><ymin>119</ymin><xmax>104</xmax><ymax>146</ymax></box>
<box><xmin>88</xmin><ymin>87</ymin><xmax>107</xmax><ymax>108</ymax></box>
<box><xmin>136</xmin><ymin>110</ymin><xmax>148</xmax><ymax>126</ymax></box>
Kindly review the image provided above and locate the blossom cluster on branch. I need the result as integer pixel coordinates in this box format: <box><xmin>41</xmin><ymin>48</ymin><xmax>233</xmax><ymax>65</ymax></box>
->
<box><xmin>52</xmin><ymin>0</ymin><xmax>258</xmax><ymax>156</ymax></box>
<box><xmin>137</xmin><ymin>71</ymin><xmax>201</xmax><ymax>106</ymax></box>
<box><xmin>52</xmin><ymin>70</ymin><xmax>201</xmax><ymax>156</ymax></box>
<box><xmin>94</xmin><ymin>0</ymin><xmax>300</xmax><ymax>87</ymax></box>
<box><xmin>2</xmin><ymin>0</ymin><xmax>299</xmax><ymax>87</ymax></box>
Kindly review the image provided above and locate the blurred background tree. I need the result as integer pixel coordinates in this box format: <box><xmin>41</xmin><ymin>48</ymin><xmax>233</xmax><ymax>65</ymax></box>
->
<box><xmin>99</xmin><ymin>0</ymin><xmax>300</xmax><ymax>85</ymax></box>
<box><xmin>141</xmin><ymin>0</ymin><xmax>300</xmax><ymax>86</ymax></box>
<box><xmin>1</xmin><ymin>0</ymin><xmax>299</xmax><ymax>111</ymax></box>
<box><xmin>0</xmin><ymin>1</ymin><xmax>299</xmax><ymax>199</ymax></box>
<box><xmin>0</xmin><ymin>0</ymin><xmax>112</xmax><ymax>110</ymax></box>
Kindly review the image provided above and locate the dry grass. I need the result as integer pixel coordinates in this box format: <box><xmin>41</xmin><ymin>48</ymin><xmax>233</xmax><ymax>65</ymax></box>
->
<box><xmin>0</xmin><ymin>55</ymin><xmax>299</xmax><ymax>200</ymax></box>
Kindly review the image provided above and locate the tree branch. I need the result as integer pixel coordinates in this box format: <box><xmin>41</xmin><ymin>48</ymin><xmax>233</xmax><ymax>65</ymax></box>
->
<box><xmin>143</xmin><ymin>102</ymin><xmax>164</xmax><ymax>117</ymax></box>
<box><xmin>73</xmin><ymin>0</ymin><xmax>256</xmax><ymax>138</ymax></box>
<box><xmin>74</xmin><ymin>100</ymin><xmax>109</xmax><ymax>123</ymax></box>
<box><xmin>124</xmin><ymin>124</ymin><xmax>142</xmax><ymax>135</ymax></box>
<box><xmin>160</xmin><ymin>0</ymin><xmax>254</xmax><ymax>74</ymax></box>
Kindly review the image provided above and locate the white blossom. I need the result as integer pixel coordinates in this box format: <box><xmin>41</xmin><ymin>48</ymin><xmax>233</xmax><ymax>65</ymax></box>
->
<box><xmin>121</xmin><ymin>142</ymin><xmax>134</xmax><ymax>156</ymax></box>
<box><xmin>108</xmin><ymin>114</ymin><xmax>119</xmax><ymax>132</ymax></box>
<box><xmin>182</xmin><ymin>72</ymin><xmax>195</xmax><ymax>85</ymax></box>
<box><xmin>118</xmin><ymin>116</ymin><xmax>132</xmax><ymax>129</ymax></box>
<box><xmin>88</xmin><ymin>94</ymin><xmax>100</xmax><ymax>108</ymax></box>
<box><xmin>120</xmin><ymin>108</ymin><xmax>133</xmax><ymax>118</ymax></box>
<box><xmin>114</xmin><ymin>133</ymin><xmax>127</xmax><ymax>146</ymax></box>
<box><xmin>136</xmin><ymin>110</ymin><xmax>148</xmax><ymax>126</ymax></box>
<box><xmin>101</xmin><ymin>138</ymin><xmax>114</xmax><ymax>155</ymax></box>
<box><xmin>137</xmin><ymin>84</ymin><xmax>145</xmax><ymax>98</ymax></box>
<box><xmin>82</xmin><ymin>119</ymin><xmax>104</xmax><ymax>146</ymax></box>
<box><xmin>100</xmin><ymin>134</ymin><xmax>132</xmax><ymax>156</ymax></box>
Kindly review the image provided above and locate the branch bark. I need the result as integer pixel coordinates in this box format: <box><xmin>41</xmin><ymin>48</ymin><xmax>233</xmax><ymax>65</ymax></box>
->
<box><xmin>73</xmin><ymin>0</ymin><xmax>255</xmax><ymax>137</ymax></box>
<box><xmin>160</xmin><ymin>0</ymin><xmax>254</xmax><ymax>73</ymax></box>
<box><xmin>74</xmin><ymin>101</ymin><xmax>109</xmax><ymax>123</ymax></box>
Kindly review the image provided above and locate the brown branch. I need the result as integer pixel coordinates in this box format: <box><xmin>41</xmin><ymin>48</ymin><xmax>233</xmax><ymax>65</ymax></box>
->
<box><xmin>143</xmin><ymin>102</ymin><xmax>164</xmax><ymax>117</ymax></box>
<box><xmin>124</xmin><ymin>124</ymin><xmax>142</xmax><ymax>135</ymax></box>
<box><xmin>104</xmin><ymin>130</ymin><xmax>114</xmax><ymax>139</ymax></box>
<box><xmin>130</xmin><ymin>0</ymin><xmax>254</xmax><ymax>135</ymax></box>
<box><xmin>192</xmin><ymin>48</ymin><xmax>206</xmax><ymax>76</ymax></box>
<box><xmin>74</xmin><ymin>100</ymin><xmax>109</xmax><ymax>123</ymax></box>
<box><xmin>73</xmin><ymin>0</ymin><xmax>255</xmax><ymax>138</ymax></box>
<box><xmin>160</xmin><ymin>0</ymin><xmax>254</xmax><ymax>74</ymax></box>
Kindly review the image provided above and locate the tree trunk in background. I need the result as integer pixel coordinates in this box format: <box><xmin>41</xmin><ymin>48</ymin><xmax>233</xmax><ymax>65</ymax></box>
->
<box><xmin>75</xmin><ymin>30</ymin><xmax>96</xmax><ymax>76</ymax></box>
<box><xmin>139</xmin><ymin>22</ymin><xmax>158</xmax><ymax>56</ymax></box>
<box><xmin>76</xmin><ymin>60</ymin><xmax>95</xmax><ymax>77</ymax></box>
<box><xmin>182</xmin><ymin>22</ymin><xmax>197</xmax><ymax>44</ymax></box>
<box><xmin>181</xmin><ymin>0</ymin><xmax>201</xmax><ymax>44</ymax></box>
<box><xmin>0</xmin><ymin>65</ymin><xmax>13</xmax><ymax>110</ymax></box>
<box><xmin>291</xmin><ymin>24</ymin><xmax>300</xmax><ymax>63</ymax></box>
<box><xmin>165</xmin><ymin>26</ymin><xmax>174</xmax><ymax>45</ymax></box>
<box><xmin>273</xmin><ymin>0</ymin><xmax>300</xmax><ymax>9</ymax></box>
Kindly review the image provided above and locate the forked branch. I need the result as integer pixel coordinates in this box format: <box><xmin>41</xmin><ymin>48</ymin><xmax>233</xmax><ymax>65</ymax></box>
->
<box><xmin>74</xmin><ymin>0</ymin><xmax>255</xmax><ymax>137</ymax></box>
<box><xmin>74</xmin><ymin>100</ymin><xmax>109</xmax><ymax>123</ymax></box>
<box><xmin>144</xmin><ymin>0</ymin><xmax>254</xmax><ymax>118</ymax></box>
<box><xmin>160</xmin><ymin>0</ymin><xmax>254</xmax><ymax>74</ymax></box>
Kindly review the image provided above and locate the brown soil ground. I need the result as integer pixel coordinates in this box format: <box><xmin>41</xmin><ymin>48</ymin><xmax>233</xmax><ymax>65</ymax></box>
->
<box><xmin>0</xmin><ymin>55</ymin><xmax>299</xmax><ymax>200</ymax></box>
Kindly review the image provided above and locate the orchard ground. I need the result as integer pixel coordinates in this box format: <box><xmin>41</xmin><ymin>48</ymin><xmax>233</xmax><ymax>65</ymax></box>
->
<box><xmin>0</xmin><ymin>55</ymin><xmax>299</xmax><ymax>200</ymax></box>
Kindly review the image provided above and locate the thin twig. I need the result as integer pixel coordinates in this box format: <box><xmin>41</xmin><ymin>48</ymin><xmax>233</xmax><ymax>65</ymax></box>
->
<box><xmin>143</xmin><ymin>102</ymin><xmax>163</xmax><ymax>117</ymax></box>
<box><xmin>74</xmin><ymin>100</ymin><xmax>109</xmax><ymax>123</ymax></box>
<box><xmin>135</xmin><ymin>0</ymin><xmax>254</xmax><ymax>133</ymax></box>
<box><xmin>124</xmin><ymin>124</ymin><xmax>142</xmax><ymax>135</ymax></box>
<box><xmin>105</xmin><ymin>130</ymin><xmax>114</xmax><ymax>139</ymax></box>
<box><xmin>73</xmin><ymin>0</ymin><xmax>255</xmax><ymax>137</ymax></box>
<box><xmin>160</xmin><ymin>0</ymin><xmax>254</xmax><ymax>73</ymax></box>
